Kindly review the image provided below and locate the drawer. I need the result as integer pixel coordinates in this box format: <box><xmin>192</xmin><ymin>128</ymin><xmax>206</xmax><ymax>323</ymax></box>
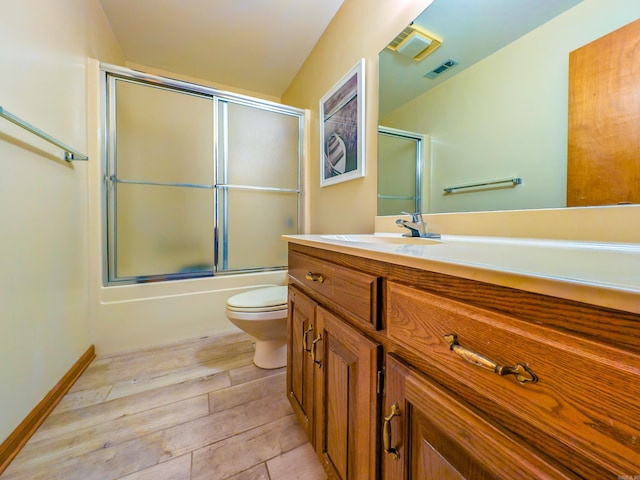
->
<box><xmin>288</xmin><ymin>251</ymin><xmax>380</xmax><ymax>329</ymax></box>
<box><xmin>386</xmin><ymin>281</ymin><xmax>640</xmax><ymax>478</ymax></box>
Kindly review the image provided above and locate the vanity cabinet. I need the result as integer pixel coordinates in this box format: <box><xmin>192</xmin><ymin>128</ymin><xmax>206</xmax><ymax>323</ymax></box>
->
<box><xmin>286</xmin><ymin>243</ymin><xmax>640</xmax><ymax>479</ymax></box>
<box><xmin>287</xmin><ymin>250</ymin><xmax>382</xmax><ymax>479</ymax></box>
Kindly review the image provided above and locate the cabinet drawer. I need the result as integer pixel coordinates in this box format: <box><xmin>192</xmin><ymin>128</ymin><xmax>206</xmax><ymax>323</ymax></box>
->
<box><xmin>289</xmin><ymin>251</ymin><xmax>380</xmax><ymax>329</ymax></box>
<box><xmin>386</xmin><ymin>281</ymin><xmax>640</xmax><ymax>478</ymax></box>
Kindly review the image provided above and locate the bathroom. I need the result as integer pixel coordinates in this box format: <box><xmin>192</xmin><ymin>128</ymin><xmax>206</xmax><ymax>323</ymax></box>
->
<box><xmin>2</xmin><ymin>0</ymin><xmax>640</xmax><ymax>477</ymax></box>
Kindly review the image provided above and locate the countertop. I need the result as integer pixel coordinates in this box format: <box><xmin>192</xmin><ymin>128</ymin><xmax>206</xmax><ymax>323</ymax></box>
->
<box><xmin>283</xmin><ymin>233</ymin><xmax>640</xmax><ymax>315</ymax></box>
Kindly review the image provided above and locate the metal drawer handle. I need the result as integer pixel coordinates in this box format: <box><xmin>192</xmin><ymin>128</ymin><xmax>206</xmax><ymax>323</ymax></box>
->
<box><xmin>444</xmin><ymin>333</ymin><xmax>538</xmax><ymax>384</ymax></box>
<box><xmin>305</xmin><ymin>272</ymin><xmax>324</xmax><ymax>283</ymax></box>
<box><xmin>383</xmin><ymin>403</ymin><xmax>400</xmax><ymax>459</ymax></box>
<box><xmin>311</xmin><ymin>334</ymin><xmax>323</xmax><ymax>367</ymax></box>
<box><xmin>302</xmin><ymin>325</ymin><xmax>313</xmax><ymax>353</ymax></box>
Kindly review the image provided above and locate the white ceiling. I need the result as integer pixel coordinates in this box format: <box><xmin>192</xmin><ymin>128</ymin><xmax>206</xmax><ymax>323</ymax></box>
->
<box><xmin>379</xmin><ymin>0</ymin><xmax>583</xmax><ymax>117</ymax></box>
<box><xmin>99</xmin><ymin>0</ymin><xmax>344</xmax><ymax>98</ymax></box>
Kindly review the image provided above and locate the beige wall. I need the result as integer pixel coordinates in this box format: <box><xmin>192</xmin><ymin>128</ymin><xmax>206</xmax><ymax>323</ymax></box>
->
<box><xmin>282</xmin><ymin>0</ymin><xmax>436</xmax><ymax>234</ymax></box>
<box><xmin>381</xmin><ymin>0</ymin><xmax>640</xmax><ymax>213</ymax></box>
<box><xmin>0</xmin><ymin>0</ymin><xmax>124</xmax><ymax>442</ymax></box>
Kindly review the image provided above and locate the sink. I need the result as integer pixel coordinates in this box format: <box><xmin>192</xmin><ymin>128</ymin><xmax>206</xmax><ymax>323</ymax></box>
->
<box><xmin>321</xmin><ymin>234</ymin><xmax>441</xmax><ymax>245</ymax></box>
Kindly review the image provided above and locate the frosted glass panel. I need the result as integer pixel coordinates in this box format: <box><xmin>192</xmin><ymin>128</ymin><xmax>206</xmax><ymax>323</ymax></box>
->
<box><xmin>116</xmin><ymin>184</ymin><xmax>214</xmax><ymax>279</ymax></box>
<box><xmin>378</xmin><ymin>134</ymin><xmax>418</xmax><ymax>198</ymax></box>
<box><xmin>221</xmin><ymin>189</ymin><xmax>297</xmax><ymax>271</ymax></box>
<box><xmin>223</xmin><ymin>102</ymin><xmax>299</xmax><ymax>190</ymax></box>
<box><xmin>116</xmin><ymin>80</ymin><xmax>214</xmax><ymax>185</ymax></box>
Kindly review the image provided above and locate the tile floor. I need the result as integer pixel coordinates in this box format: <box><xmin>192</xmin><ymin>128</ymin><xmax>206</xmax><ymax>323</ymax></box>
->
<box><xmin>2</xmin><ymin>331</ymin><xmax>327</xmax><ymax>480</ymax></box>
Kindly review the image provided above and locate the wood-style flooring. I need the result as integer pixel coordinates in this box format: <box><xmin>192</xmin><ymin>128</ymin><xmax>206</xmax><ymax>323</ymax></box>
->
<box><xmin>2</xmin><ymin>331</ymin><xmax>327</xmax><ymax>480</ymax></box>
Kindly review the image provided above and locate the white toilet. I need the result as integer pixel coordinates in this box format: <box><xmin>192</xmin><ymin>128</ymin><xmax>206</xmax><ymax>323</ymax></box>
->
<box><xmin>225</xmin><ymin>285</ymin><xmax>288</xmax><ymax>369</ymax></box>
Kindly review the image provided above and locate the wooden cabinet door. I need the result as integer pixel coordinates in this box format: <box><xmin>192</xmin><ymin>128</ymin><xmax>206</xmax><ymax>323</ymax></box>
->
<box><xmin>383</xmin><ymin>355</ymin><xmax>576</xmax><ymax>480</ymax></box>
<box><xmin>567</xmin><ymin>18</ymin><xmax>640</xmax><ymax>206</ymax></box>
<box><xmin>286</xmin><ymin>287</ymin><xmax>317</xmax><ymax>443</ymax></box>
<box><xmin>314</xmin><ymin>306</ymin><xmax>381</xmax><ymax>480</ymax></box>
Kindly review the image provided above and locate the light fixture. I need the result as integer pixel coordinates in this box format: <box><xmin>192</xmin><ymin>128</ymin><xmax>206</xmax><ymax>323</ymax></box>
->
<box><xmin>387</xmin><ymin>24</ymin><xmax>442</xmax><ymax>62</ymax></box>
<box><xmin>397</xmin><ymin>31</ymin><xmax>432</xmax><ymax>58</ymax></box>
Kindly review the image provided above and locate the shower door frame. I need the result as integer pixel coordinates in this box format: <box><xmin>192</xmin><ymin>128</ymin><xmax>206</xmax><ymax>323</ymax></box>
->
<box><xmin>377</xmin><ymin>126</ymin><xmax>424</xmax><ymax>214</ymax></box>
<box><xmin>102</xmin><ymin>64</ymin><xmax>304</xmax><ymax>285</ymax></box>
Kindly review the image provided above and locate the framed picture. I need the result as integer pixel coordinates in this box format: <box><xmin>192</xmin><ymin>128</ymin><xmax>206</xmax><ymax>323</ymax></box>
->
<box><xmin>320</xmin><ymin>59</ymin><xmax>365</xmax><ymax>187</ymax></box>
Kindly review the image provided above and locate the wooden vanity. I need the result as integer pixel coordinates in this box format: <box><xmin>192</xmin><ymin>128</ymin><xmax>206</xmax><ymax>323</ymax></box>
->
<box><xmin>284</xmin><ymin>238</ymin><xmax>640</xmax><ymax>479</ymax></box>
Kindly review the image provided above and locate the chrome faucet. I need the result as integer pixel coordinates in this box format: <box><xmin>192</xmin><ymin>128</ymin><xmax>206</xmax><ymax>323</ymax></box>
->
<box><xmin>396</xmin><ymin>212</ymin><xmax>441</xmax><ymax>239</ymax></box>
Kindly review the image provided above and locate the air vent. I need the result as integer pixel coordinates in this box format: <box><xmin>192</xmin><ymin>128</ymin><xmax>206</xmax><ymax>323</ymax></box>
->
<box><xmin>424</xmin><ymin>59</ymin><xmax>458</xmax><ymax>79</ymax></box>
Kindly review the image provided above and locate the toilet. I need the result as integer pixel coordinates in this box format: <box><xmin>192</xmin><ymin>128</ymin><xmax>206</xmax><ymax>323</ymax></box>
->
<box><xmin>225</xmin><ymin>285</ymin><xmax>288</xmax><ymax>369</ymax></box>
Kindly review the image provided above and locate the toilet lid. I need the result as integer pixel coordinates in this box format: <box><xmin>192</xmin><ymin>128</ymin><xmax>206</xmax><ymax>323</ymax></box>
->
<box><xmin>226</xmin><ymin>285</ymin><xmax>288</xmax><ymax>310</ymax></box>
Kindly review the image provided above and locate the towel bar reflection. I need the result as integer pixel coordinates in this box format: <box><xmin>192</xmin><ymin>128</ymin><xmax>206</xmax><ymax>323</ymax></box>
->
<box><xmin>444</xmin><ymin>177</ymin><xmax>522</xmax><ymax>193</ymax></box>
<box><xmin>0</xmin><ymin>106</ymin><xmax>88</xmax><ymax>161</ymax></box>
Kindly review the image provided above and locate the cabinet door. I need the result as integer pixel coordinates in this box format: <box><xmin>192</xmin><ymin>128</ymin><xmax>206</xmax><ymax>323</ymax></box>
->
<box><xmin>286</xmin><ymin>287</ymin><xmax>317</xmax><ymax>443</ymax></box>
<box><xmin>383</xmin><ymin>355</ymin><xmax>576</xmax><ymax>480</ymax></box>
<box><xmin>315</xmin><ymin>307</ymin><xmax>381</xmax><ymax>480</ymax></box>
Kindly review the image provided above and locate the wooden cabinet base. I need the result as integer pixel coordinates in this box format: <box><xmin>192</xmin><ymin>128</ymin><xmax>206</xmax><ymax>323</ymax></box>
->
<box><xmin>287</xmin><ymin>243</ymin><xmax>640</xmax><ymax>479</ymax></box>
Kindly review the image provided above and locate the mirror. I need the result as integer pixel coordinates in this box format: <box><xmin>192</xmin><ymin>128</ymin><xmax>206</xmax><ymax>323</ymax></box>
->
<box><xmin>377</xmin><ymin>126</ymin><xmax>423</xmax><ymax>215</ymax></box>
<box><xmin>378</xmin><ymin>0</ymin><xmax>637</xmax><ymax>214</ymax></box>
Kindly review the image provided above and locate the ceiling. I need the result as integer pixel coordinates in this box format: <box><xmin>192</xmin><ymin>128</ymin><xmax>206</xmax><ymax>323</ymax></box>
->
<box><xmin>379</xmin><ymin>0</ymin><xmax>583</xmax><ymax>117</ymax></box>
<box><xmin>98</xmin><ymin>0</ymin><xmax>344</xmax><ymax>98</ymax></box>
<box><xmin>98</xmin><ymin>0</ymin><xmax>584</xmax><ymax>108</ymax></box>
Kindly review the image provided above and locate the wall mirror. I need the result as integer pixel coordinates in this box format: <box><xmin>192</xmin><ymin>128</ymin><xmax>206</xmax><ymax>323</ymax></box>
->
<box><xmin>378</xmin><ymin>0</ymin><xmax>638</xmax><ymax>214</ymax></box>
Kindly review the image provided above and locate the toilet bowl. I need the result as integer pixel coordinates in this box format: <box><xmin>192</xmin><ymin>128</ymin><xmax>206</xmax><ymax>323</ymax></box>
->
<box><xmin>225</xmin><ymin>285</ymin><xmax>288</xmax><ymax>369</ymax></box>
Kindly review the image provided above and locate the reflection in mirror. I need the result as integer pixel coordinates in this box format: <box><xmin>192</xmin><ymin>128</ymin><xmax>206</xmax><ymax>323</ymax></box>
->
<box><xmin>378</xmin><ymin>0</ymin><xmax>640</xmax><ymax>214</ymax></box>
<box><xmin>377</xmin><ymin>127</ymin><xmax>423</xmax><ymax>215</ymax></box>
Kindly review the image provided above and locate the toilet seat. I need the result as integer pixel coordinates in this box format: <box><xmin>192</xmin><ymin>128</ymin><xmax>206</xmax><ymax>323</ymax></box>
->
<box><xmin>226</xmin><ymin>285</ymin><xmax>287</xmax><ymax>314</ymax></box>
<box><xmin>224</xmin><ymin>285</ymin><xmax>289</xmax><ymax>369</ymax></box>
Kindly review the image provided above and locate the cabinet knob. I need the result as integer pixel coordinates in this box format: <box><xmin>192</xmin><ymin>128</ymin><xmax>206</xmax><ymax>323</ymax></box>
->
<box><xmin>305</xmin><ymin>272</ymin><xmax>324</xmax><ymax>283</ymax></box>
<box><xmin>444</xmin><ymin>333</ymin><xmax>538</xmax><ymax>384</ymax></box>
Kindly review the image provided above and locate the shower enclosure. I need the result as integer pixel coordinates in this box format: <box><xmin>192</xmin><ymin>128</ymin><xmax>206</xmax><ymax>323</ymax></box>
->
<box><xmin>103</xmin><ymin>66</ymin><xmax>304</xmax><ymax>284</ymax></box>
<box><xmin>377</xmin><ymin>126</ymin><xmax>423</xmax><ymax>215</ymax></box>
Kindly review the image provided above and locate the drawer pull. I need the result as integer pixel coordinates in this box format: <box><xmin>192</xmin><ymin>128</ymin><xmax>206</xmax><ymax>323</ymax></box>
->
<box><xmin>383</xmin><ymin>403</ymin><xmax>401</xmax><ymax>459</ymax></box>
<box><xmin>444</xmin><ymin>333</ymin><xmax>538</xmax><ymax>384</ymax></box>
<box><xmin>311</xmin><ymin>334</ymin><xmax>323</xmax><ymax>367</ymax></box>
<box><xmin>305</xmin><ymin>272</ymin><xmax>325</xmax><ymax>283</ymax></box>
<box><xmin>302</xmin><ymin>325</ymin><xmax>313</xmax><ymax>353</ymax></box>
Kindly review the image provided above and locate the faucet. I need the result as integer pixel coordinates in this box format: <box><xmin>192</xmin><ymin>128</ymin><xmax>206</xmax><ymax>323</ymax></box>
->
<box><xmin>396</xmin><ymin>212</ymin><xmax>441</xmax><ymax>239</ymax></box>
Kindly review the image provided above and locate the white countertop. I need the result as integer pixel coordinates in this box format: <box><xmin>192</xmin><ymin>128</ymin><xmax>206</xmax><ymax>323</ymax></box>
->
<box><xmin>283</xmin><ymin>233</ymin><xmax>640</xmax><ymax>315</ymax></box>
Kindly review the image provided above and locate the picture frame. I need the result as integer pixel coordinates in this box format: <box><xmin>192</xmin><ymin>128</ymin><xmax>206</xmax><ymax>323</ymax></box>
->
<box><xmin>319</xmin><ymin>59</ymin><xmax>365</xmax><ymax>187</ymax></box>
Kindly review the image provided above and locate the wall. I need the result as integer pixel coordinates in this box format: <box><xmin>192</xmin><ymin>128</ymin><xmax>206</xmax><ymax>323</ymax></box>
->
<box><xmin>381</xmin><ymin>0</ymin><xmax>640</xmax><ymax>213</ymax></box>
<box><xmin>282</xmin><ymin>0</ymin><xmax>436</xmax><ymax>234</ymax></box>
<box><xmin>0</xmin><ymin>0</ymin><xmax>124</xmax><ymax>443</ymax></box>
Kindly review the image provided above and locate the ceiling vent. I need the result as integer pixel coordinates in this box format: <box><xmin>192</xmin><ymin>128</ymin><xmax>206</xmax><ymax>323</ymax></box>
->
<box><xmin>424</xmin><ymin>59</ymin><xmax>458</xmax><ymax>79</ymax></box>
<box><xmin>387</xmin><ymin>23</ymin><xmax>442</xmax><ymax>62</ymax></box>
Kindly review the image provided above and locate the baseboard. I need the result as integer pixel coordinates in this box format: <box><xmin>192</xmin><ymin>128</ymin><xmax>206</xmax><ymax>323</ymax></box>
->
<box><xmin>0</xmin><ymin>345</ymin><xmax>95</xmax><ymax>474</ymax></box>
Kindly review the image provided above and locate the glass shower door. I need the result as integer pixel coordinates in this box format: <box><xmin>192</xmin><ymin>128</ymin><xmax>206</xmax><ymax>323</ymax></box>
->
<box><xmin>216</xmin><ymin>100</ymin><xmax>301</xmax><ymax>272</ymax></box>
<box><xmin>105</xmin><ymin>68</ymin><xmax>303</xmax><ymax>284</ymax></box>
<box><xmin>108</xmin><ymin>78</ymin><xmax>215</xmax><ymax>282</ymax></box>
